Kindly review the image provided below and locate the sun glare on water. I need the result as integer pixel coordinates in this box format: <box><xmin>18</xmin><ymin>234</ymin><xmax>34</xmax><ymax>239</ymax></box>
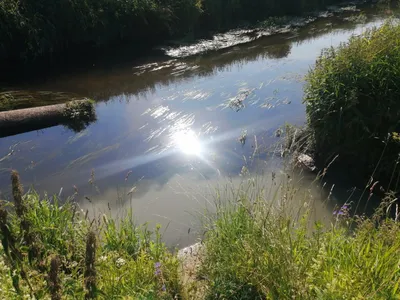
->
<box><xmin>173</xmin><ymin>130</ymin><xmax>202</xmax><ymax>156</ymax></box>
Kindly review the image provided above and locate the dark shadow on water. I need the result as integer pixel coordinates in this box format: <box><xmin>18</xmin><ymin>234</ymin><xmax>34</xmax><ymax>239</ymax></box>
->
<box><xmin>2</xmin><ymin>5</ymin><xmax>386</xmax><ymax>102</ymax></box>
<box><xmin>314</xmin><ymin>161</ymin><xmax>390</xmax><ymax>218</ymax></box>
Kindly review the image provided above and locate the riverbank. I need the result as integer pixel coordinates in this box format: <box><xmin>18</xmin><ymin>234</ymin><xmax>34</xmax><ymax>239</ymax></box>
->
<box><xmin>0</xmin><ymin>0</ymin><xmax>378</xmax><ymax>75</ymax></box>
<box><xmin>0</xmin><ymin>170</ymin><xmax>399</xmax><ymax>299</ymax></box>
<box><xmin>1</xmin><ymin>11</ymin><xmax>400</xmax><ymax>299</ymax></box>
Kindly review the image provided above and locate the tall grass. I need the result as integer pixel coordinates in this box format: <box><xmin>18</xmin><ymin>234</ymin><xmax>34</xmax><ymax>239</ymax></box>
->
<box><xmin>0</xmin><ymin>171</ymin><xmax>181</xmax><ymax>299</ymax></box>
<box><xmin>304</xmin><ymin>21</ymin><xmax>400</xmax><ymax>185</ymax></box>
<box><xmin>198</xmin><ymin>177</ymin><xmax>400</xmax><ymax>299</ymax></box>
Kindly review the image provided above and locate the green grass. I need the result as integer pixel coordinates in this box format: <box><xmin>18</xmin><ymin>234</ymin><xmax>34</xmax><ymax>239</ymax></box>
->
<box><xmin>0</xmin><ymin>171</ymin><xmax>181</xmax><ymax>299</ymax></box>
<box><xmin>199</xmin><ymin>180</ymin><xmax>400</xmax><ymax>299</ymax></box>
<box><xmin>1</xmin><ymin>170</ymin><xmax>400</xmax><ymax>299</ymax></box>
<box><xmin>304</xmin><ymin>21</ymin><xmax>400</xmax><ymax>184</ymax></box>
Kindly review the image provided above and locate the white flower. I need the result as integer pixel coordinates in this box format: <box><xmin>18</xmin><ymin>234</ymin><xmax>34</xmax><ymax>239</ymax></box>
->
<box><xmin>116</xmin><ymin>258</ymin><xmax>126</xmax><ymax>268</ymax></box>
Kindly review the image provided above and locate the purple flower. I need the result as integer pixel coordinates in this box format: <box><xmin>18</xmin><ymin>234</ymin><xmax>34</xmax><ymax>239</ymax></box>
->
<box><xmin>154</xmin><ymin>262</ymin><xmax>162</xmax><ymax>276</ymax></box>
<box><xmin>161</xmin><ymin>284</ymin><xmax>166</xmax><ymax>292</ymax></box>
<box><xmin>334</xmin><ymin>203</ymin><xmax>349</xmax><ymax>217</ymax></box>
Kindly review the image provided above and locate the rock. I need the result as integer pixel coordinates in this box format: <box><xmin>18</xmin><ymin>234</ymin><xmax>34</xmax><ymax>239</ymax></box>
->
<box><xmin>178</xmin><ymin>242</ymin><xmax>203</xmax><ymax>260</ymax></box>
<box><xmin>297</xmin><ymin>154</ymin><xmax>316</xmax><ymax>171</ymax></box>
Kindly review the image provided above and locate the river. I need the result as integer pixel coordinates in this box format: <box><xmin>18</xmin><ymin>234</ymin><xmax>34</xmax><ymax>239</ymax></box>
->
<box><xmin>0</xmin><ymin>4</ymin><xmax>391</xmax><ymax>247</ymax></box>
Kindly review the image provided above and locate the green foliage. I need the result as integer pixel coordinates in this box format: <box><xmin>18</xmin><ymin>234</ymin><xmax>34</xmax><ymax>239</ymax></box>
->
<box><xmin>200</xmin><ymin>184</ymin><xmax>400</xmax><ymax>299</ymax></box>
<box><xmin>0</xmin><ymin>0</ymin><xmax>348</xmax><ymax>64</ymax></box>
<box><xmin>0</xmin><ymin>172</ymin><xmax>181</xmax><ymax>299</ymax></box>
<box><xmin>304</xmin><ymin>21</ymin><xmax>400</xmax><ymax>183</ymax></box>
<box><xmin>0</xmin><ymin>0</ymin><xmax>202</xmax><ymax>63</ymax></box>
<box><xmin>63</xmin><ymin>99</ymin><xmax>97</xmax><ymax>132</ymax></box>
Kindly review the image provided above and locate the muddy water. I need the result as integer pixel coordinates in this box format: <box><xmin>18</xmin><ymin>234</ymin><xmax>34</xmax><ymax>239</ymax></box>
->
<box><xmin>0</xmin><ymin>5</ymin><xmax>390</xmax><ymax>246</ymax></box>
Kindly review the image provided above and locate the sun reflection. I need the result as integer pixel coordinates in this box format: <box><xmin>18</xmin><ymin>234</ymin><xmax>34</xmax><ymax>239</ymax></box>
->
<box><xmin>173</xmin><ymin>130</ymin><xmax>202</xmax><ymax>155</ymax></box>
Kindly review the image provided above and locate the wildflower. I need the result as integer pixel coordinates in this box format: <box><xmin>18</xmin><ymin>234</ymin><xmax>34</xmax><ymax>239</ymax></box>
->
<box><xmin>154</xmin><ymin>262</ymin><xmax>162</xmax><ymax>276</ymax></box>
<box><xmin>333</xmin><ymin>203</ymin><xmax>350</xmax><ymax>217</ymax></box>
<box><xmin>333</xmin><ymin>210</ymin><xmax>344</xmax><ymax>216</ymax></box>
<box><xmin>116</xmin><ymin>258</ymin><xmax>126</xmax><ymax>268</ymax></box>
<box><xmin>161</xmin><ymin>284</ymin><xmax>166</xmax><ymax>292</ymax></box>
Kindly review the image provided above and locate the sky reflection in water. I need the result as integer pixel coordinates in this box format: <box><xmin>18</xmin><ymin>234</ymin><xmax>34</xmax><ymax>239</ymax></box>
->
<box><xmin>0</xmin><ymin>11</ymin><xmax>387</xmax><ymax>246</ymax></box>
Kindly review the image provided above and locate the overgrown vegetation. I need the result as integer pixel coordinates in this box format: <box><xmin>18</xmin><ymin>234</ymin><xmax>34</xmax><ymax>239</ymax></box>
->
<box><xmin>0</xmin><ymin>171</ymin><xmax>181</xmax><ymax>299</ymax></box>
<box><xmin>1</xmin><ymin>170</ymin><xmax>400</xmax><ymax>298</ymax></box>
<box><xmin>1</xmin><ymin>0</ymin><xmax>351</xmax><ymax>65</ymax></box>
<box><xmin>304</xmin><ymin>21</ymin><xmax>400</xmax><ymax>184</ymax></box>
<box><xmin>199</xmin><ymin>180</ymin><xmax>400</xmax><ymax>299</ymax></box>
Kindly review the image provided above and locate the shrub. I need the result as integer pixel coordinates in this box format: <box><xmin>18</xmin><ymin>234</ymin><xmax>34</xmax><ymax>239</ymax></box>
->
<box><xmin>304</xmin><ymin>21</ymin><xmax>400</xmax><ymax>185</ymax></box>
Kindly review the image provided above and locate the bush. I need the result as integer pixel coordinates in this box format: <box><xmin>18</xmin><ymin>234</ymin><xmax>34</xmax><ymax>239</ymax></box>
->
<box><xmin>304</xmin><ymin>21</ymin><xmax>400</xmax><ymax>185</ymax></box>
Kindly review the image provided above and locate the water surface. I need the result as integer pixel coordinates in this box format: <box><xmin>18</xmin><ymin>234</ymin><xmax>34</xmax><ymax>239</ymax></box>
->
<box><xmin>0</xmin><ymin>6</ymin><xmax>389</xmax><ymax>246</ymax></box>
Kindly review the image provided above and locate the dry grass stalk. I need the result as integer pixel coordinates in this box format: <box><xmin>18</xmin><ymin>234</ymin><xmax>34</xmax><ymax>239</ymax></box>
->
<box><xmin>48</xmin><ymin>255</ymin><xmax>62</xmax><ymax>300</ymax></box>
<box><xmin>84</xmin><ymin>231</ymin><xmax>97</xmax><ymax>299</ymax></box>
